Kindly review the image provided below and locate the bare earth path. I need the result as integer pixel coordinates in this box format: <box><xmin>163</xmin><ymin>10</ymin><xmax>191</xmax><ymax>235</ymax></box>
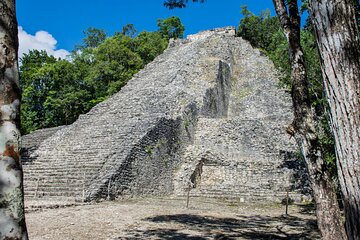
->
<box><xmin>25</xmin><ymin>197</ymin><xmax>320</xmax><ymax>240</ymax></box>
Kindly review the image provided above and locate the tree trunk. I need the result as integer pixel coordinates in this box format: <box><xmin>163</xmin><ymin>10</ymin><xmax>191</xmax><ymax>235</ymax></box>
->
<box><xmin>0</xmin><ymin>0</ymin><xmax>28</xmax><ymax>239</ymax></box>
<box><xmin>308</xmin><ymin>1</ymin><xmax>360</xmax><ymax>239</ymax></box>
<box><xmin>272</xmin><ymin>0</ymin><xmax>346</xmax><ymax>239</ymax></box>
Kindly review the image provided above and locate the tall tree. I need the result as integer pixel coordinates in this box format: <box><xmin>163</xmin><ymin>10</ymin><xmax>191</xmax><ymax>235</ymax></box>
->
<box><xmin>133</xmin><ymin>31</ymin><xmax>168</xmax><ymax>64</ymax></box>
<box><xmin>82</xmin><ymin>27</ymin><xmax>106</xmax><ymax>48</ymax></box>
<box><xmin>272</xmin><ymin>1</ymin><xmax>346</xmax><ymax>238</ymax></box>
<box><xmin>157</xmin><ymin>16</ymin><xmax>185</xmax><ymax>39</ymax></box>
<box><xmin>20</xmin><ymin>50</ymin><xmax>58</xmax><ymax>133</ymax></box>
<box><xmin>308</xmin><ymin>1</ymin><xmax>360</xmax><ymax>239</ymax></box>
<box><xmin>121</xmin><ymin>23</ymin><xmax>137</xmax><ymax>38</ymax></box>
<box><xmin>0</xmin><ymin>0</ymin><xmax>28</xmax><ymax>238</ymax></box>
<box><xmin>86</xmin><ymin>35</ymin><xmax>143</xmax><ymax>96</ymax></box>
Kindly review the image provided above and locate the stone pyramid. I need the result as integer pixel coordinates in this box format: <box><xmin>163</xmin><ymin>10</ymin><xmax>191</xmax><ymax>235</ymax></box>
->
<box><xmin>22</xmin><ymin>28</ymin><xmax>309</xmax><ymax>203</ymax></box>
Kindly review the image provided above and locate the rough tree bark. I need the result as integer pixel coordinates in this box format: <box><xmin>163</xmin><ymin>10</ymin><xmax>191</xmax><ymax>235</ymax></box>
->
<box><xmin>308</xmin><ymin>1</ymin><xmax>360</xmax><ymax>239</ymax></box>
<box><xmin>0</xmin><ymin>0</ymin><xmax>28</xmax><ymax>239</ymax></box>
<box><xmin>272</xmin><ymin>0</ymin><xmax>346</xmax><ymax>239</ymax></box>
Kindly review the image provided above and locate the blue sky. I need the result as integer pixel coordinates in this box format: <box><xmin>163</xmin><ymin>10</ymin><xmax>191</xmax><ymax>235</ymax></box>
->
<box><xmin>16</xmin><ymin>0</ymin><xmax>277</xmax><ymax>58</ymax></box>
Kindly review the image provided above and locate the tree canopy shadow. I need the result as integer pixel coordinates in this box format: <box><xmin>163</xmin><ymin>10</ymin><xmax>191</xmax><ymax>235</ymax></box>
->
<box><xmin>116</xmin><ymin>213</ymin><xmax>319</xmax><ymax>239</ymax></box>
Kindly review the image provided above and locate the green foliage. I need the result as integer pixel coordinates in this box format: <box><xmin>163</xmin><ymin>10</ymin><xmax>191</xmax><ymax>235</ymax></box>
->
<box><xmin>237</xmin><ymin>8</ymin><xmax>337</xmax><ymax>176</ymax></box>
<box><xmin>121</xmin><ymin>24</ymin><xmax>137</xmax><ymax>38</ymax></box>
<box><xmin>81</xmin><ymin>27</ymin><xmax>107</xmax><ymax>48</ymax></box>
<box><xmin>20</xmin><ymin>53</ymin><xmax>93</xmax><ymax>133</ymax></box>
<box><xmin>20</xmin><ymin>17</ymin><xmax>180</xmax><ymax>134</ymax></box>
<box><xmin>163</xmin><ymin>0</ymin><xmax>205</xmax><ymax>9</ymax></box>
<box><xmin>145</xmin><ymin>145</ymin><xmax>154</xmax><ymax>155</ymax></box>
<box><xmin>86</xmin><ymin>35</ymin><xmax>143</xmax><ymax>97</ymax></box>
<box><xmin>20</xmin><ymin>50</ymin><xmax>57</xmax><ymax>71</ymax></box>
<box><xmin>157</xmin><ymin>16</ymin><xmax>185</xmax><ymax>39</ymax></box>
<box><xmin>238</xmin><ymin>6</ymin><xmax>291</xmax><ymax>86</ymax></box>
<box><xmin>317</xmin><ymin>114</ymin><xmax>337</xmax><ymax>177</ymax></box>
<box><xmin>20</xmin><ymin>50</ymin><xmax>57</xmax><ymax>133</ymax></box>
<box><xmin>133</xmin><ymin>31</ymin><xmax>168</xmax><ymax>64</ymax></box>
<box><xmin>354</xmin><ymin>0</ymin><xmax>360</xmax><ymax>28</ymax></box>
<box><xmin>238</xmin><ymin>6</ymin><xmax>281</xmax><ymax>51</ymax></box>
<box><xmin>266</xmin><ymin>30</ymin><xmax>290</xmax><ymax>86</ymax></box>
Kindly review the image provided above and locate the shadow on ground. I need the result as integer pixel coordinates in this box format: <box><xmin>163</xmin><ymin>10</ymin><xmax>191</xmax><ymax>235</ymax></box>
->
<box><xmin>117</xmin><ymin>213</ymin><xmax>319</xmax><ymax>239</ymax></box>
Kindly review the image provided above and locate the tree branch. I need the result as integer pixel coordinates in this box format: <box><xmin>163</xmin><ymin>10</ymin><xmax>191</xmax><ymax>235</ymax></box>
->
<box><xmin>163</xmin><ymin>0</ymin><xmax>205</xmax><ymax>9</ymax></box>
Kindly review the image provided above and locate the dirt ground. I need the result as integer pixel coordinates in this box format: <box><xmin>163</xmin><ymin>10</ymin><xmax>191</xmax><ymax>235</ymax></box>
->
<box><xmin>25</xmin><ymin>197</ymin><xmax>320</xmax><ymax>240</ymax></box>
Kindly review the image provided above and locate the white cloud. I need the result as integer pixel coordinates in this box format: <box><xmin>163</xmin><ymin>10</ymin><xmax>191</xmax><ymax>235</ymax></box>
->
<box><xmin>18</xmin><ymin>26</ymin><xmax>70</xmax><ymax>60</ymax></box>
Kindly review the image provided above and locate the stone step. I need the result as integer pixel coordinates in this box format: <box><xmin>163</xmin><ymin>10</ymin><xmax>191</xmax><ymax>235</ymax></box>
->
<box><xmin>25</xmin><ymin>198</ymin><xmax>87</xmax><ymax>212</ymax></box>
<box><xmin>24</xmin><ymin>170</ymin><xmax>101</xmax><ymax>175</ymax></box>
<box><xmin>24</xmin><ymin>174</ymin><xmax>92</xmax><ymax>181</ymax></box>
<box><xmin>24</xmin><ymin>187</ymin><xmax>83</xmax><ymax>194</ymax></box>
<box><xmin>24</xmin><ymin>191</ymin><xmax>83</xmax><ymax>198</ymax></box>
<box><xmin>22</xmin><ymin>156</ymin><xmax>104</xmax><ymax>162</ymax></box>
<box><xmin>25</xmin><ymin>186</ymin><xmax>85</xmax><ymax>192</ymax></box>
<box><xmin>24</xmin><ymin>166</ymin><xmax>102</xmax><ymax>173</ymax></box>
<box><xmin>24</xmin><ymin>181</ymin><xmax>95</xmax><ymax>190</ymax></box>
<box><xmin>24</xmin><ymin>181</ymin><xmax>86</xmax><ymax>187</ymax></box>
<box><xmin>24</xmin><ymin>180</ymin><xmax>89</xmax><ymax>187</ymax></box>
<box><xmin>23</xmin><ymin>160</ymin><xmax>105</xmax><ymax>166</ymax></box>
<box><xmin>23</xmin><ymin>174</ymin><xmax>98</xmax><ymax>181</ymax></box>
<box><xmin>24</xmin><ymin>170</ymin><xmax>100</xmax><ymax>176</ymax></box>
<box><xmin>24</xmin><ymin>180</ymin><xmax>86</xmax><ymax>187</ymax></box>
<box><xmin>24</xmin><ymin>155</ymin><xmax>104</xmax><ymax>161</ymax></box>
<box><xmin>25</xmin><ymin>160</ymin><xmax>104</xmax><ymax>164</ymax></box>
